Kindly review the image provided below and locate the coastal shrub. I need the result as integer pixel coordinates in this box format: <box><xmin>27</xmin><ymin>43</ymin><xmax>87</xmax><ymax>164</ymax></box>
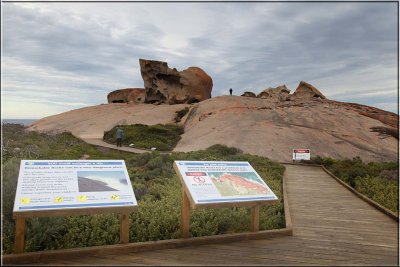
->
<box><xmin>308</xmin><ymin>156</ymin><xmax>398</xmax><ymax>212</ymax></box>
<box><xmin>25</xmin><ymin>217</ymin><xmax>67</xmax><ymax>252</ymax></box>
<box><xmin>2</xmin><ymin>123</ymin><xmax>284</xmax><ymax>253</ymax></box>
<box><xmin>174</xmin><ymin>107</ymin><xmax>190</xmax><ymax>122</ymax></box>
<box><xmin>354</xmin><ymin>175</ymin><xmax>398</xmax><ymax>212</ymax></box>
<box><xmin>61</xmin><ymin>214</ymin><xmax>120</xmax><ymax>248</ymax></box>
<box><xmin>103</xmin><ymin>124</ymin><xmax>184</xmax><ymax>151</ymax></box>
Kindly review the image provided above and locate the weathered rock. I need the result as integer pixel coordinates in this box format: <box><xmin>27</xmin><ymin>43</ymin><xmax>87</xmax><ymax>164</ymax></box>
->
<box><xmin>28</xmin><ymin>95</ymin><xmax>399</xmax><ymax>162</ymax></box>
<box><xmin>179</xmin><ymin>67</ymin><xmax>213</xmax><ymax>103</ymax></box>
<box><xmin>257</xmin><ymin>85</ymin><xmax>290</xmax><ymax>101</ymax></box>
<box><xmin>175</xmin><ymin>95</ymin><xmax>398</xmax><ymax>163</ymax></box>
<box><xmin>293</xmin><ymin>81</ymin><xmax>326</xmax><ymax>99</ymax></box>
<box><xmin>241</xmin><ymin>91</ymin><xmax>257</xmax><ymax>97</ymax></box>
<box><xmin>338</xmin><ymin>101</ymin><xmax>399</xmax><ymax>128</ymax></box>
<box><xmin>139</xmin><ymin>59</ymin><xmax>212</xmax><ymax>104</ymax></box>
<box><xmin>107</xmin><ymin>88</ymin><xmax>145</xmax><ymax>103</ymax></box>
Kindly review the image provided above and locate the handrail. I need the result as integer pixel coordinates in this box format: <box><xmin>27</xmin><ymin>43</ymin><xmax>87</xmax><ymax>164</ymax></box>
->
<box><xmin>281</xmin><ymin>162</ymin><xmax>398</xmax><ymax>222</ymax></box>
<box><xmin>321</xmin><ymin>165</ymin><xmax>399</xmax><ymax>222</ymax></box>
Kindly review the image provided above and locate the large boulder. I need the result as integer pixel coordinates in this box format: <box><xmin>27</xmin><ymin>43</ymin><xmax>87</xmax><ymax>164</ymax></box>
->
<box><xmin>139</xmin><ymin>59</ymin><xmax>213</xmax><ymax>104</ymax></box>
<box><xmin>293</xmin><ymin>81</ymin><xmax>326</xmax><ymax>99</ymax></box>
<box><xmin>107</xmin><ymin>88</ymin><xmax>145</xmax><ymax>103</ymax></box>
<box><xmin>257</xmin><ymin>85</ymin><xmax>290</xmax><ymax>101</ymax></box>
<box><xmin>241</xmin><ymin>91</ymin><xmax>257</xmax><ymax>97</ymax></box>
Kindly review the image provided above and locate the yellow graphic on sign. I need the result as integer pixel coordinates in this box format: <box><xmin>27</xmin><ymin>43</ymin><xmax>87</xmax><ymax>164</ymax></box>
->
<box><xmin>78</xmin><ymin>195</ymin><xmax>87</xmax><ymax>202</ymax></box>
<box><xmin>54</xmin><ymin>196</ymin><xmax>64</xmax><ymax>203</ymax></box>
<box><xmin>111</xmin><ymin>194</ymin><xmax>120</xmax><ymax>200</ymax></box>
<box><xmin>20</xmin><ymin>197</ymin><xmax>30</xmax><ymax>204</ymax></box>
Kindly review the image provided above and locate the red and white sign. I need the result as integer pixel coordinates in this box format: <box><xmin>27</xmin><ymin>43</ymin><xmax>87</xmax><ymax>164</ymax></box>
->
<box><xmin>193</xmin><ymin>177</ymin><xmax>206</xmax><ymax>184</ymax></box>
<box><xmin>293</xmin><ymin>149</ymin><xmax>311</xmax><ymax>160</ymax></box>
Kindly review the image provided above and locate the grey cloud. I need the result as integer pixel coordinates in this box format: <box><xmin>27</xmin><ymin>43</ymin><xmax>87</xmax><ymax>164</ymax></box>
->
<box><xmin>336</xmin><ymin>94</ymin><xmax>398</xmax><ymax>109</ymax></box>
<box><xmin>3</xmin><ymin>3</ymin><xmax>162</xmax><ymax>77</ymax></box>
<box><xmin>2</xmin><ymin>2</ymin><xmax>398</xmax><ymax>117</ymax></box>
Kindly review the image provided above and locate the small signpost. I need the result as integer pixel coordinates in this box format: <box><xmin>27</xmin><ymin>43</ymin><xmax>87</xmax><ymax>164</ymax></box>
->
<box><xmin>13</xmin><ymin>160</ymin><xmax>137</xmax><ymax>253</ymax></box>
<box><xmin>173</xmin><ymin>161</ymin><xmax>278</xmax><ymax>238</ymax></box>
<box><xmin>292</xmin><ymin>149</ymin><xmax>311</xmax><ymax>162</ymax></box>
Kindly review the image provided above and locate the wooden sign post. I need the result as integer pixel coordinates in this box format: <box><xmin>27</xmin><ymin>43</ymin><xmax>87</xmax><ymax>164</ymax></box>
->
<box><xmin>13</xmin><ymin>208</ymin><xmax>134</xmax><ymax>253</ymax></box>
<box><xmin>174</xmin><ymin>161</ymin><xmax>278</xmax><ymax>238</ymax></box>
<box><xmin>13</xmin><ymin>160</ymin><xmax>138</xmax><ymax>253</ymax></box>
<box><xmin>250</xmin><ymin>205</ymin><xmax>260</xmax><ymax>232</ymax></box>
<box><xmin>14</xmin><ymin>218</ymin><xmax>25</xmax><ymax>253</ymax></box>
<box><xmin>181</xmin><ymin>189</ymin><xmax>191</xmax><ymax>238</ymax></box>
<box><xmin>119</xmin><ymin>212</ymin><xmax>130</xmax><ymax>244</ymax></box>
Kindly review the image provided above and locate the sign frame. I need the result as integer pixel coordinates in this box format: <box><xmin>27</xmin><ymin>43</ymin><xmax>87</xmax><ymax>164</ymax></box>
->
<box><xmin>292</xmin><ymin>149</ymin><xmax>311</xmax><ymax>161</ymax></box>
<box><xmin>174</xmin><ymin>161</ymin><xmax>279</xmax><ymax>209</ymax></box>
<box><xmin>173</xmin><ymin>160</ymin><xmax>279</xmax><ymax>238</ymax></box>
<box><xmin>12</xmin><ymin>160</ymin><xmax>138</xmax><ymax>253</ymax></box>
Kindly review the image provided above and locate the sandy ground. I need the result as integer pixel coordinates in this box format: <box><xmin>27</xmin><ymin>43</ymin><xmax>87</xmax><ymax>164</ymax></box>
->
<box><xmin>28</xmin><ymin>96</ymin><xmax>398</xmax><ymax>162</ymax></box>
<box><xmin>84</xmin><ymin>138</ymin><xmax>167</xmax><ymax>154</ymax></box>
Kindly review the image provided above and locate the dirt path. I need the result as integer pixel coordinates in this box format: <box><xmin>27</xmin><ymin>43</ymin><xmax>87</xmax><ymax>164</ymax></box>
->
<box><xmin>83</xmin><ymin>138</ymin><xmax>169</xmax><ymax>154</ymax></box>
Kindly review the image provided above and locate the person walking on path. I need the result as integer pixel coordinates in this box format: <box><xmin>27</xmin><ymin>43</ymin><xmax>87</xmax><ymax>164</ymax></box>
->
<box><xmin>229</xmin><ymin>88</ymin><xmax>233</xmax><ymax>95</ymax></box>
<box><xmin>116</xmin><ymin>126</ymin><xmax>123</xmax><ymax>147</ymax></box>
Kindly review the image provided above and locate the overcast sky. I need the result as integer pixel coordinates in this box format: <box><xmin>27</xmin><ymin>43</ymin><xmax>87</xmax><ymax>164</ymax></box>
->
<box><xmin>1</xmin><ymin>2</ymin><xmax>398</xmax><ymax>119</ymax></box>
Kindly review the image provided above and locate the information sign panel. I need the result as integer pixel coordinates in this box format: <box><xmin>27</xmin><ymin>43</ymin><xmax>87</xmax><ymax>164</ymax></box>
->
<box><xmin>293</xmin><ymin>149</ymin><xmax>311</xmax><ymax>160</ymax></box>
<box><xmin>13</xmin><ymin>160</ymin><xmax>137</xmax><ymax>212</ymax></box>
<box><xmin>174</xmin><ymin>161</ymin><xmax>278</xmax><ymax>206</ymax></box>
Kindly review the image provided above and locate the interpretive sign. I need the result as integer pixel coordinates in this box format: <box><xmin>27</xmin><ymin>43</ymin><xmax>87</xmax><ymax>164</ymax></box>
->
<box><xmin>14</xmin><ymin>160</ymin><xmax>137</xmax><ymax>213</ymax></box>
<box><xmin>173</xmin><ymin>161</ymin><xmax>278</xmax><ymax>207</ymax></box>
<box><xmin>12</xmin><ymin>160</ymin><xmax>137</xmax><ymax>253</ymax></box>
<box><xmin>293</xmin><ymin>149</ymin><xmax>311</xmax><ymax>160</ymax></box>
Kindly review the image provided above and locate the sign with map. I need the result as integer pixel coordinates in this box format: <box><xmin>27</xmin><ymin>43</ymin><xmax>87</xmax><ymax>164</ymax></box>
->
<box><xmin>13</xmin><ymin>160</ymin><xmax>137</xmax><ymax>212</ymax></box>
<box><xmin>293</xmin><ymin>149</ymin><xmax>311</xmax><ymax>160</ymax></box>
<box><xmin>173</xmin><ymin>161</ymin><xmax>278</xmax><ymax>206</ymax></box>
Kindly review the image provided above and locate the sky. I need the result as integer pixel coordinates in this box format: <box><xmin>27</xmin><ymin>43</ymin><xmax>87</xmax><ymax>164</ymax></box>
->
<box><xmin>1</xmin><ymin>2</ymin><xmax>398</xmax><ymax>119</ymax></box>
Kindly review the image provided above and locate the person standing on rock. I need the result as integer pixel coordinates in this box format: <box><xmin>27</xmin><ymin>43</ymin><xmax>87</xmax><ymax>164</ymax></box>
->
<box><xmin>229</xmin><ymin>88</ymin><xmax>233</xmax><ymax>95</ymax></box>
<box><xmin>116</xmin><ymin>126</ymin><xmax>123</xmax><ymax>147</ymax></box>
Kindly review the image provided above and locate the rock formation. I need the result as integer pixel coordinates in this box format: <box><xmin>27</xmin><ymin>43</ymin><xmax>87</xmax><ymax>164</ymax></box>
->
<box><xmin>293</xmin><ymin>81</ymin><xmax>326</xmax><ymax>99</ymax></box>
<box><xmin>176</xmin><ymin>95</ymin><xmax>398</xmax><ymax>162</ymax></box>
<box><xmin>338</xmin><ymin>102</ymin><xmax>398</xmax><ymax>128</ymax></box>
<box><xmin>29</xmin><ymin>93</ymin><xmax>398</xmax><ymax>162</ymax></box>
<box><xmin>257</xmin><ymin>85</ymin><xmax>290</xmax><ymax>101</ymax></box>
<box><xmin>107</xmin><ymin>88</ymin><xmax>145</xmax><ymax>104</ymax></box>
<box><xmin>139</xmin><ymin>59</ymin><xmax>213</xmax><ymax>104</ymax></box>
<box><xmin>241</xmin><ymin>91</ymin><xmax>257</xmax><ymax>97</ymax></box>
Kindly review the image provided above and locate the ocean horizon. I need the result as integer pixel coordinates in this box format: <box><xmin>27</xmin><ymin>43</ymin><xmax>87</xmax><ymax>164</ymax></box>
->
<box><xmin>2</xmin><ymin>119</ymin><xmax>37</xmax><ymax>126</ymax></box>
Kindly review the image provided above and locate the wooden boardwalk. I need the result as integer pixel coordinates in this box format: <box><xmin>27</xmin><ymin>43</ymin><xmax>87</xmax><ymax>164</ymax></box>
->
<box><xmin>6</xmin><ymin>164</ymin><xmax>399</xmax><ymax>265</ymax></box>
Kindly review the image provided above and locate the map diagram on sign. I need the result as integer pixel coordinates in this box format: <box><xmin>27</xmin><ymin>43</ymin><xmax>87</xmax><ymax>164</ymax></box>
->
<box><xmin>208</xmin><ymin>172</ymin><xmax>269</xmax><ymax>196</ymax></box>
<box><xmin>174</xmin><ymin>161</ymin><xmax>278</xmax><ymax>205</ymax></box>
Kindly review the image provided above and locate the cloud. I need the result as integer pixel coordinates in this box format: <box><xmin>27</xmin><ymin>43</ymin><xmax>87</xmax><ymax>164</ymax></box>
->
<box><xmin>2</xmin><ymin>2</ymin><xmax>398</xmax><ymax>118</ymax></box>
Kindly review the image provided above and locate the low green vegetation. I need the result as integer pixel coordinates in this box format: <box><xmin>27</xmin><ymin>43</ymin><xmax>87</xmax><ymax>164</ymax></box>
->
<box><xmin>103</xmin><ymin>124</ymin><xmax>184</xmax><ymax>151</ymax></box>
<box><xmin>309</xmin><ymin>156</ymin><xmax>398</xmax><ymax>212</ymax></box>
<box><xmin>174</xmin><ymin>107</ymin><xmax>190</xmax><ymax>122</ymax></box>
<box><xmin>2</xmin><ymin>123</ymin><xmax>285</xmax><ymax>254</ymax></box>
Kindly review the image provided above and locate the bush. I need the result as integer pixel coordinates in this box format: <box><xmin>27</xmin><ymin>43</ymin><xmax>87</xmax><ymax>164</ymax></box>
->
<box><xmin>308</xmin><ymin>156</ymin><xmax>398</xmax><ymax>212</ymax></box>
<box><xmin>103</xmin><ymin>124</ymin><xmax>184</xmax><ymax>151</ymax></box>
<box><xmin>174</xmin><ymin>107</ymin><xmax>190</xmax><ymax>122</ymax></box>
<box><xmin>355</xmin><ymin>175</ymin><xmax>398</xmax><ymax>212</ymax></box>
